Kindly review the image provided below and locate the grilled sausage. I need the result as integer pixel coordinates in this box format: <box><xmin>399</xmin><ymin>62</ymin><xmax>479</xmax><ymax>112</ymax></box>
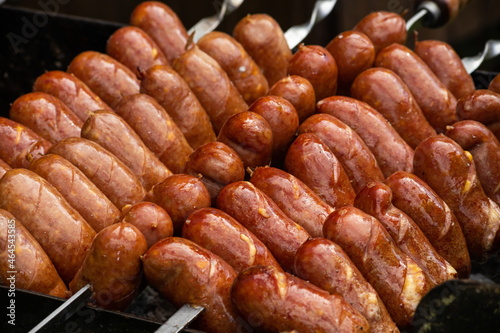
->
<box><xmin>489</xmin><ymin>73</ymin><xmax>500</xmax><ymax>94</ymax></box>
<box><xmin>456</xmin><ymin>89</ymin><xmax>500</xmax><ymax>124</ymax></box>
<box><xmin>0</xmin><ymin>158</ymin><xmax>10</xmax><ymax>178</ymax></box>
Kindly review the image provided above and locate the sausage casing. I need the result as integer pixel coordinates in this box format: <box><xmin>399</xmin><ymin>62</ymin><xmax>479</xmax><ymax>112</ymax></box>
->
<box><xmin>0</xmin><ymin>158</ymin><xmax>11</xmax><ymax>178</ymax></box>
<box><xmin>489</xmin><ymin>73</ymin><xmax>500</xmax><ymax>94</ymax></box>
<box><xmin>456</xmin><ymin>89</ymin><xmax>500</xmax><ymax>124</ymax></box>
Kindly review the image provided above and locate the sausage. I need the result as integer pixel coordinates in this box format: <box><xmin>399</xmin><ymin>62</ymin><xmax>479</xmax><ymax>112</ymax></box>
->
<box><xmin>489</xmin><ymin>73</ymin><xmax>500</xmax><ymax>94</ymax></box>
<box><xmin>0</xmin><ymin>169</ymin><xmax>96</xmax><ymax>284</ymax></box>
<box><xmin>298</xmin><ymin>113</ymin><xmax>385</xmax><ymax>193</ymax></box>
<box><xmin>69</xmin><ymin>222</ymin><xmax>147</xmax><ymax>310</ymax></box>
<box><xmin>250</xmin><ymin>166</ymin><xmax>334</xmax><ymax>238</ymax></box>
<box><xmin>48</xmin><ymin>137</ymin><xmax>146</xmax><ymax>210</ymax></box>
<box><xmin>0</xmin><ymin>117</ymin><xmax>52</xmax><ymax>168</ymax></box>
<box><xmin>231</xmin><ymin>265</ymin><xmax>370</xmax><ymax>333</ymax></box>
<box><xmin>33</xmin><ymin>70</ymin><xmax>114</xmax><ymax>122</ymax></box>
<box><xmin>117</xmin><ymin>202</ymin><xmax>173</xmax><ymax>249</ymax></box>
<box><xmin>375</xmin><ymin>43</ymin><xmax>458</xmax><ymax>132</ymax></box>
<box><xmin>294</xmin><ymin>238</ymin><xmax>399</xmax><ymax>333</ymax></box>
<box><xmin>182</xmin><ymin>207</ymin><xmax>282</xmax><ymax>273</ymax></box>
<box><xmin>323</xmin><ymin>206</ymin><xmax>431</xmax><ymax>328</ymax></box>
<box><xmin>81</xmin><ymin>110</ymin><xmax>172</xmax><ymax>190</ymax></box>
<box><xmin>353</xmin><ymin>11</ymin><xmax>407</xmax><ymax>54</ymax></box>
<box><xmin>197</xmin><ymin>31</ymin><xmax>269</xmax><ymax>104</ymax></box>
<box><xmin>142</xmin><ymin>237</ymin><xmax>239</xmax><ymax>333</ymax></box>
<box><xmin>414</xmin><ymin>39</ymin><xmax>475</xmax><ymax>99</ymax></box>
<box><xmin>146</xmin><ymin>174</ymin><xmax>211</xmax><ymax>235</ymax></box>
<box><xmin>488</xmin><ymin>121</ymin><xmax>500</xmax><ymax>141</ymax></box>
<box><xmin>0</xmin><ymin>158</ymin><xmax>10</xmax><ymax>178</ymax></box>
<box><xmin>0</xmin><ymin>209</ymin><xmax>69</xmax><ymax>298</ymax></box>
<box><xmin>354</xmin><ymin>181</ymin><xmax>457</xmax><ymax>286</ymax></box>
<box><xmin>456</xmin><ymin>89</ymin><xmax>500</xmax><ymax>124</ymax></box>
<box><xmin>216</xmin><ymin>181</ymin><xmax>311</xmax><ymax>272</ymax></box>
<box><xmin>172</xmin><ymin>44</ymin><xmax>248</xmax><ymax>134</ymax></box>
<box><xmin>217</xmin><ymin>111</ymin><xmax>273</xmax><ymax>170</ymax></box>
<box><xmin>385</xmin><ymin>171</ymin><xmax>471</xmax><ymax>278</ymax></box>
<box><xmin>233</xmin><ymin>14</ymin><xmax>292</xmax><ymax>86</ymax></box>
<box><xmin>284</xmin><ymin>133</ymin><xmax>356</xmax><ymax>208</ymax></box>
<box><xmin>317</xmin><ymin>96</ymin><xmax>414</xmax><ymax>178</ymax></box>
<box><xmin>114</xmin><ymin>94</ymin><xmax>193</xmax><ymax>174</ymax></box>
<box><xmin>130</xmin><ymin>1</ymin><xmax>188</xmax><ymax>63</ymax></box>
<box><xmin>30</xmin><ymin>154</ymin><xmax>121</xmax><ymax>232</ymax></box>
<box><xmin>182</xmin><ymin>141</ymin><xmax>245</xmax><ymax>203</ymax></box>
<box><xmin>288</xmin><ymin>44</ymin><xmax>338</xmax><ymax>101</ymax></box>
<box><xmin>67</xmin><ymin>51</ymin><xmax>140</xmax><ymax>108</ymax></box>
<box><xmin>9</xmin><ymin>92</ymin><xmax>83</xmax><ymax>144</ymax></box>
<box><xmin>267</xmin><ymin>75</ymin><xmax>316</xmax><ymax>123</ymax></box>
<box><xmin>139</xmin><ymin>65</ymin><xmax>216</xmax><ymax>149</ymax></box>
<box><xmin>325</xmin><ymin>30</ymin><xmax>375</xmax><ymax>94</ymax></box>
<box><xmin>351</xmin><ymin>67</ymin><xmax>437</xmax><ymax>149</ymax></box>
<box><xmin>106</xmin><ymin>25</ymin><xmax>169</xmax><ymax>77</ymax></box>
<box><xmin>413</xmin><ymin>134</ymin><xmax>500</xmax><ymax>261</ymax></box>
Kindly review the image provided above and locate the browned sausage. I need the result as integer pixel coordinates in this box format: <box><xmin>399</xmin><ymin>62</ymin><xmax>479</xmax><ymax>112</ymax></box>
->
<box><xmin>413</xmin><ymin>134</ymin><xmax>500</xmax><ymax>261</ymax></box>
<box><xmin>69</xmin><ymin>222</ymin><xmax>147</xmax><ymax>310</ymax></box>
<box><xmin>0</xmin><ymin>117</ymin><xmax>52</xmax><ymax>168</ymax></box>
<box><xmin>172</xmin><ymin>44</ymin><xmax>248</xmax><ymax>133</ymax></box>
<box><xmin>216</xmin><ymin>181</ymin><xmax>311</xmax><ymax>272</ymax></box>
<box><xmin>0</xmin><ymin>209</ymin><xmax>69</xmax><ymax>298</ymax></box>
<box><xmin>488</xmin><ymin>121</ymin><xmax>500</xmax><ymax>141</ymax></box>
<box><xmin>351</xmin><ymin>67</ymin><xmax>437</xmax><ymax>148</ymax></box>
<box><xmin>325</xmin><ymin>30</ymin><xmax>375</xmax><ymax>94</ymax></box>
<box><xmin>385</xmin><ymin>171</ymin><xmax>471</xmax><ymax>278</ymax></box>
<box><xmin>30</xmin><ymin>154</ymin><xmax>121</xmax><ymax>232</ymax></box>
<box><xmin>298</xmin><ymin>113</ymin><xmax>385</xmax><ymax>193</ymax></box>
<box><xmin>81</xmin><ymin>110</ymin><xmax>172</xmax><ymax>190</ymax></box>
<box><xmin>267</xmin><ymin>75</ymin><xmax>316</xmax><ymax>123</ymax></box>
<box><xmin>142</xmin><ymin>237</ymin><xmax>239</xmax><ymax>333</ymax></box>
<box><xmin>375</xmin><ymin>43</ymin><xmax>458</xmax><ymax>132</ymax></box>
<box><xmin>456</xmin><ymin>89</ymin><xmax>500</xmax><ymax>124</ymax></box>
<box><xmin>294</xmin><ymin>238</ymin><xmax>399</xmax><ymax>333</ymax></box>
<box><xmin>233</xmin><ymin>14</ymin><xmax>292</xmax><ymax>86</ymax></box>
<box><xmin>130</xmin><ymin>1</ymin><xmax>188</xmax><ymax>63</ymax></box>
<box><xmin>250</xmin><ymin>166</ymin><xmax>334</xmax><ymax>238</ymax></box>
<box><xmin>323</xmin><ymin>206</ymin><xmax>431</xmax><ymax>328</ymax></box>
<box><xmin>489</xmin><ymin>73</ymin><xmax>500</xmax><ymax>94</ymax></box>
<box><xmin>317</xmin><ymin>96</ymin><xmax>414</xmax><ymax>178</ymax></box>
<box><xmin>9</xmin><ymin>92</ymin><xmax>83</xmax><ymax>144</ymax></box>
<box><xmin>284</xmin><ymin>133</ymin><xmax>356</xmax><ymax>208</ymax></box>
<box><xmin>0</xmin><ymin>169</ymin><xmax>96</xmax><ymax>284</ymax></box>
<box><xmin>353</xmin><ymin>11</ymin><xmax>407</xmax><ymax>54</ymax></box>
<box><xmin>33</xmin><ymin>70</ymin><xmax>114</xmax><ymax>122</ymax></box>
<box><xmin>0</xmin><ymin>158</ymin><xmax>10</xmax><ymax>178</ymax></box>
<box><xmin>67</xmin><ymin>51</ymin><xmax>140</xmax><ymax>108</ymax></box>
<box><xmin>217</xmin><ymin>111</ymin><xmax>273</xmax><ymax>170</ymax></box>
<box><xmin>231</xmin><ymin>265</ymin><xmax>370</xmax><ymax>333</ymax></box>
<box><xmin>197</xmin><ymin>31</ymin><xmax>269</xmax><ymax>104</ymax></box>
<box><xmin>414</xmin><ymin>39</ymin><xmax>475</xmax><ymax>99</ymax></box>
<box><xmin>49</xmin><ymin>137</ymin><xmax>146</xmax><ymax>210</ymax></box>
<box><xmin>182</xmin><ymin>207</ymin><xmax>282</xmax><ymax>273</ymax></box>
<box><xmin>139</xmin><ymin>65</ymin><xmax>215</xmax><ymax>149</ymax></box>
<box><xmin>183</xmin><ymin>141</ymin><xmax>245</xmax><ymax>203</ymax></box>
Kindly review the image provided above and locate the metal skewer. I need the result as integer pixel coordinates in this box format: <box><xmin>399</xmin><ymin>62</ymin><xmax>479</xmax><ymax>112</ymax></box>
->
<box><xmin>154</xmin><ymin>304</ymin><xmax>205</xmax><ymax>333</ymax></box>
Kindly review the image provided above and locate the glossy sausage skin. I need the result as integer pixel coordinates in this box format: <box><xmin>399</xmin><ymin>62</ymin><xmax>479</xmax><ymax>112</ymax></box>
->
<box><xmin>69</xmin><ymin>223</ymin><xmax>148</xmax><ymax>310</ymax></box>
<box><xmin>33</xmin><ymin>70</ymin><xmax>114</xmax><ymax>121</ymax></box>
<box><xmin>139</xmin><ymin>65</ymin><xmax>215</xmax><ymax>150</ymax></box>
<box><xmin>0</xmin><ymin>209</ymin><xmax>69</xmax><ymax>298</ymax></box>
<box><xmin>0</xmin><ymin>117</ymin><xmax>52</xmax><ymax>168</ymax></box>
<box><xmin>197</xmin><ymin>31</ymin><xmax>269</xmax><ymax>104</ymax></box>
<box><xmin>0</xmin><ymin>169</ymin><xmax>96</xmax><ymax>284</ymax></box>
<box><xmin>385</xmin><ymin>171</ymin><xmax>471</xmax><ymax>278</ymax></box>
<box><xmin>456</xmin><ymin>89</ymin><xmax>500</xmax><ymax>124</ymax></box>
<box><xmin>489</xmin><ymin>73</ymin><xmax>500</xmax><ymax>94</ymax></box>
<box><xmin>233</xmin><ymin>14</ymin><xmax>292</xmax><ymax>86</ymax></box>
<box><xmin>317</xmin><ymin>96</ymin><xmax>414</xmax><ymax>178</ymax></box>
<box><xmin>323</xmin><ymin>206</ymin><xmax>430</xmax><ymax>328</ymax></box>
<box><xmin>143</xmin><ymin>237</ymin><xmax>239</xmax><ymax>333</ymax></box>
<box><xmin>67</xmin><ymin>51</ymin><xmax>140</xmax><ymax>108</ymax></box>
<box><xmin>375</xmin><ymin>43</ymin><xmax>458</xmax><ymax>132</ymax></box>
<box><xmin>182</xmin><ymin>207</ymin><xmax>282</xmax><ymax>273</ymax></box>
<box><xmin>351</xmin><ymin>67</ymin><xmax>436</xmax><ymax>149</ymax></box>
<box><xmin>0</xmin><ymin>158</ymin><xmax>10</xmax><ymax>178</ymax></box>
<box><xmin>285</xmin><ymin>133</ymin><xmax>355</xmax><ymax>208</ymax></box>
<box><xmin>294</xmin><ymin>238</ymin><xmax>399</xmax><ymax>333</ymax></box>
<box><xmin>30</xmin><ymin>154</ymin><xmax>121</xmax><ymax>232</ymax></box>
<box><xmin>413</xmin><ymin>134</ymin><xmax>500</xmax><ymax>261</ymax></box>
<box><xmin>9</xmin><ymin>92</ymin><xmax>83</xmax><ymax>144</ymax></box>
<box><xmin>298</xmin><ymin>113</ymin><xmax>384</xmax><ymax>193</ymax></box>
<box><xmin>216</xmin><ymin>181</ymin><xmax>311</xmax><ymax>273</ymax></box>
<box><xmin>49</xmin><ymin>137</ymin><xmax>146</xmax><ymax>210</ymax></box>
